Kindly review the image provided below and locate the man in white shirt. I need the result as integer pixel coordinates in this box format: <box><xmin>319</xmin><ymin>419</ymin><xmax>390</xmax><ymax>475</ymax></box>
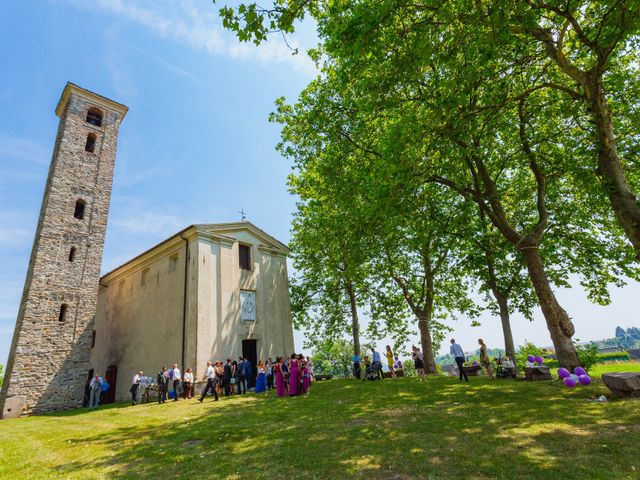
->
<box><xmin>130</xmin><ymin>370</ymin><xmax>143</xmax><ymax>405</ymax></box>
<box><xmin>199</xmin><ymin>361</ymin><xmax>219</xmax><ymax>402</ymax></box>
<box><xmin>450</xmin><ymin>339</ymin><xmax>468</xmax><ymax>382</ymax></box>
<box><xmin>183</xmin><ymin>368</ymin><xmax>194</xmax><ymax>399</ymax></box>
<box><xmin>88</xmin><ymin>373</ymin><xmax>102</xmax><ymax>410</ymax></box>
<box><xmin>171</xmin><ymin>363</ymin><xmax>181</xmax><ymax>401</ymax></box>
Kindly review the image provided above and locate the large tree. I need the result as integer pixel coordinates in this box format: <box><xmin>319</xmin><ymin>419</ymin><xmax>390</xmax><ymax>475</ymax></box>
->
<box><xmin>220</xmin><ymin>0</ymin><xmax>639</xmax><ymax>369</ymax></box>
<box><xmin>219</xmin><ymin>0</ymin><xmax>640</xmax><ymax>258</ymax></box>
<box><xmin>462</xmin><ymin>212</ymin><xmax>536</xmax><ymax>366</ymax></box>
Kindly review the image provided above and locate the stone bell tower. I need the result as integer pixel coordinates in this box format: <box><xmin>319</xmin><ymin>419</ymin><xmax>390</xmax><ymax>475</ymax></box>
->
<box><xmin>0</xmin><ymin>83</ymin><xmax>127</xmax><ymax>417</ymax></box>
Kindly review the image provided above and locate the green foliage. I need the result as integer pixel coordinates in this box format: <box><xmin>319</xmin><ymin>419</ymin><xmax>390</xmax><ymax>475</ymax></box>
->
<box><xmin>574</xmin><ymin>341</ymin><xmax>600</xmax><ymax>373</ymax></box>
<box><xmin>311</xmin><ymin>339</ymin><xmax>354</xmax><ymax>378</ymax></box>
<box><xmin>597</xmin><ymin>352</ymin><xmax>631</xmax><ymax>362</ymax></box>
<box><xmin>515</xmin><ymin>342</ymin><xmax>547</xmax><ymax>372</ymax></box>
<box><xmin>544</xmin><ymin>351</ymin><xmax>631</xmax><ymax>369</ymax></box>
<box><xmin>220</xmin><ymin>0</ymin><xmax>640</xmax><ymax>368</ymax></box>
<box><xmin>0</xmin><ymin>364</ymin><xmax>3</xmax><ymax>388</ymax></box>
<box><xmin>400</xmin><ymin>359</ymin><xmax>417</xmax><ymax>377</ymax></box>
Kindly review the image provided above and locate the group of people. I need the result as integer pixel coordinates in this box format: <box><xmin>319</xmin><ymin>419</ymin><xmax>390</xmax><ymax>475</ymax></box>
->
<box><xmin>198</xmin><ymin>354</ymin><xmax>315</xmax><ymax>400</ymax></box>
<box><xmin>196</xmin><ymin>354</ymin><xmax>315</xmax><ymax>401</ymax></box>
<box><xmin>121</xmin><ymin>354</ymin><xmax>315</xmax><ymax>408</ymax></box>
<box><xmin>450</xmin><ymin>338</ymin><xmax>494</xmax><ymax>381</ymax></box>
<box><xmin>272</xmin><ymin>354</ymin><xmax>313</xmax><ymax>398</ymax></box>
<box><xmin>95</xmin><ymin>338</ymin><xmax>497</xmax><ymax>411</ymax></box>
<box><xmin>349</xmin><ymin>338</ymin><xmax>495</xmax><ymax>383</ymax></box>
<box><xmin>353</xmin><ymin>345</ymin><xmax>400</xmax><ymax>381</ymax></box>
<box><xmin>198</xmin><ymin>356</ymin><xmax>264</xmax><ymax>402</ymax></box>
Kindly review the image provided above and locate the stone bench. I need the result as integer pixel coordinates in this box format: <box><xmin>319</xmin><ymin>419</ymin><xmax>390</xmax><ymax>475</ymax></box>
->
<box><xmin>314</xmin><ymin>374</ymin><xmax>333</xmax><ymax>381</ymax></box>
<box><xmin>602</xmin><ymin>372</ymin><xmax>640</xmax><ymax>398</ymax></box>
<box><xmin>524</xmin><ymin>366</ymin><xmax>552</xmax><ymax>381</ymax></box>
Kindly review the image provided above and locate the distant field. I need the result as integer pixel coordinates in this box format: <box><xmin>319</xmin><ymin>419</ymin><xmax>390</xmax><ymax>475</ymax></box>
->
<box><xmin>0</xmin><ymin>362</ymin><xmax>639</xmax><ymax>479</ymax></box>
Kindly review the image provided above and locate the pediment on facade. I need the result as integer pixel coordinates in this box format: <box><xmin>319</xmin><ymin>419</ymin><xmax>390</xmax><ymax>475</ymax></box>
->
<box><xmin>196</xmin><ymin>222</ymin><xmax>290</xmax><ymax>255</ymax></box>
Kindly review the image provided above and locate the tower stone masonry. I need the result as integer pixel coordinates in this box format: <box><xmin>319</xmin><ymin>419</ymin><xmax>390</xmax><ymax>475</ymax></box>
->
<box><xmin>0</xmin><ymin>83</ymin><xmax>127</xmax><ymax>418</ymax></box>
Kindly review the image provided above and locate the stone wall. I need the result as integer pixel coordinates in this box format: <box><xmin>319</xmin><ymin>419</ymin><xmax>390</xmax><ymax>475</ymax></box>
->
<box><xmin>0</xmin><ymin>84</ymin><xmax>126</xmax><ymax>417</ymax></box>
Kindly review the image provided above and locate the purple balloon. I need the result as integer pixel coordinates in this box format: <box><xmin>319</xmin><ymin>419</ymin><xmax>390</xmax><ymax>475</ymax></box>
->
<box><xmin>534</xmin><ymin>356</ymin><xmax>544</xmax><ymax>364</ymax></box>
<box><xmin>527</xmin><ymin>355</ymin><xmax>535</xmax><ymax>362</ymax></box>
<box><xmin>558</xmin><ymin>368</ymin><xmax>570</xmax><ymax>379</ymax></box>
<box><xmin>574</xmin><ymin>367</ymin><xmax>586</xmax><ymax>376</ymax></box>
<box><xmin>563</xmin><ymin>377</ymin><xmax>577</xmax><ymax>388</ymax></box>
<box><xmin>578</xmin><ymin>375</ymin><xmax>591</xmax><ymax>385</ymax></box>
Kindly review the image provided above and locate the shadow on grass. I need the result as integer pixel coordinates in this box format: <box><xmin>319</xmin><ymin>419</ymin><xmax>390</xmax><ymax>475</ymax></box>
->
<box><xmin>18</xmin><ymin>377</ymin><xmax>640</xmax><ymax>479</ymax></box>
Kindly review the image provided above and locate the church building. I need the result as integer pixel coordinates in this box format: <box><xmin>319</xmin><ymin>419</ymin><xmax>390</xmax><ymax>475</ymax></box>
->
<box><xmin>91</xmin><ymin>222</ymin><xmax>294</xmax><ymax>403</ymax></box>
<box><xmin>0</xmin><ymin>83</ymin><xmax>294</xmax><ymax>417</ymax></box>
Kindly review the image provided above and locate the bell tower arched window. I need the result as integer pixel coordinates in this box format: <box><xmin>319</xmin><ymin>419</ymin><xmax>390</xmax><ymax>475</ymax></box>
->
<box><xmin>85</xmin><ymin>133</ymin><xmax>96</xmax><ymax>153</ymax></box>
<box><xmin>86</xmin><ymin>108</ymin><xmax>103</xmax><ymax>127</ymax></box>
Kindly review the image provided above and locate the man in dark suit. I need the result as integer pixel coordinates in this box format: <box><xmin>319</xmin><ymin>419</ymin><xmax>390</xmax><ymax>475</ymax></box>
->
<box><xmin>237</xmin><ymin>357</ymin><xmax>247</xmax><ymax>394</ymax></box>
<box><xmin>157</xmin><ymin>367</ymin><xmax>169</xmax><ymax>403</ymax></box>
<box><xmin>223</xmin><ymin>358</ymin><xmax>233</xmax><ymax>396</ymax></box>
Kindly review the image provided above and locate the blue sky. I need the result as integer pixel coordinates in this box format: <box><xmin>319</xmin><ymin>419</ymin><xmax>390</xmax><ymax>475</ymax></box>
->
<box><xmin>0</xmin><ymin>1</ymin><xmax>638</xmax><ymax>367</ymax></box>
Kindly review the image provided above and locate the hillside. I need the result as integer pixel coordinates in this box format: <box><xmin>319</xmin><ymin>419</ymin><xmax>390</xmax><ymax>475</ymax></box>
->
<box><xmin>1</xmin><ymin>364</ymin><xmax>639</xmax><ymax>479</ymax></box>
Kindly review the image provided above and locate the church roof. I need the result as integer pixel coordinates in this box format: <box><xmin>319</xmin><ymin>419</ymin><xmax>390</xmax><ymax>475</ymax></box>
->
<box><xmin>100</xmin><ymin>221</ymin><xmax>289</xmax><ymax>281</ymax></box>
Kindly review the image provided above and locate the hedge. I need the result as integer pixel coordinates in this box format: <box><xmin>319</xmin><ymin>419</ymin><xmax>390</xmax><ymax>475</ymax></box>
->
<box><xmin>542</xmin><ymin>352</ymin><xmax>630</xmax><ymax>368</ymax></box>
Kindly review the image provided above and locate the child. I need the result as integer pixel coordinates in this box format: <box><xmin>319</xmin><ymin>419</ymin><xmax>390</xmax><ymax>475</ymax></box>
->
<box><xmin>363</xmin><ymin>356</ymin><xmax>374</xmax><ymax>381</ymax></box>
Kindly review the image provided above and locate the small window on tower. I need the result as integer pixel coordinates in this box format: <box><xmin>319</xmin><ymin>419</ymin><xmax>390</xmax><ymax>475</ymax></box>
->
<box><xmin>86</xmin><ymin>108</ymin><xmax>103</xmax><ymax>127</ymax></box>
<box><xmin>141</xmin><ymin>268</ymin><xmax>149</xmax><ymax>286</ymax></box>
<box><xmin>58</xmin><ymin>304</ymin><xmax>68</xmax><ymax>323</ymax></box>
<box><xmin>239</xmin><ymin>244</ymin><xmax>251</xmax><ymax>270</ymax></box>
<box><xmin>85</xmin><ymin>133</ymin><xmax>96</xmax><ymax>153</ymax></box>
<box><xmin>69</xmin><ymin>247</ymin><xmax>76</xmax><ymax>262</ymax></box>
<box><xmin>91</xmin><ymin>330</ymin><xmax>96</xmax><ymax>348</ymax></box>
<box><xmin>74</xmin><ymin>199</ymin><xmax>86</xmax><ymax>220</ymax></box>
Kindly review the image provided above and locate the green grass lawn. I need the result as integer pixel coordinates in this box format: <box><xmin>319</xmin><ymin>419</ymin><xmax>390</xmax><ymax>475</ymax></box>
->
<box><xmin>1</xmin><ymin>362</ymin><xmax>639</xmax><ymax>480</ymax></box>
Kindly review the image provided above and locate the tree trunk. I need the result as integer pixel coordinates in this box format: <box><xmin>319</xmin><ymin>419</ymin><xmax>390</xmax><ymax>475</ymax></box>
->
<box><xmin>588</xmin><ymin>75</ymin><xmax>640</xmax><ymax>259</ymax></box>
<box><xmin>346</xmin><ymin>282</ymin><xmax>361</xmax><ymax>357</ymax></box>
<box><xmin>417</xmin><ymin>312</ymin><xmax>438</xmax><ymax>374</ymax></box>
<box><xmin>519</xmin><ymin>245</ymin><xmax>580</xmax><ymax>370</ymax></box>
<box><xmin>495</xmin><ymin>293</ymin><xmax>517</xmax><ymax>372</ymax></box>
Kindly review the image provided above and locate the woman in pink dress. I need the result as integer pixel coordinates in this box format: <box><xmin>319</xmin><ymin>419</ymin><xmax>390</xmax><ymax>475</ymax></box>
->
<box><xmin>288</xmin><ymin>353</ymin><xmax>300</xmax><ymax>396</ymax></box>
<box><xmin>275</xmin><ymin>357</ymin><xmax>286</xmax><ymax>398</ymax></box>
<box><xmin>302</xmin><ymin>359</ymin><xmax>311</xmax><ymax>394</ymax></box>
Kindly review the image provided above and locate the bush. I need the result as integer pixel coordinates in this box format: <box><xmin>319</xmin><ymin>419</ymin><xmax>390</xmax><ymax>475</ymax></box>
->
<box><xmin>541</xmin><ymin>352</ymin><xmax>630</xmax><ymax>369</ymax></box>
<box><xmin>597</xmin><ymin>352</ymin><xmax>630</xmax><ymax>362</ymax></box>
<box><xmin>515</xmin><ymin>342</ymin><xmax>544</xmax><ymax>372</ymax></box>
<box><xmin>575</xmin><ymin>341</ymin><xmax>599</xmax><ymax>372</ymax></box>
<box><xmin>402</xmin><ymin>359</ymin><xmax>416</xmax><ymax>377</ymax></box>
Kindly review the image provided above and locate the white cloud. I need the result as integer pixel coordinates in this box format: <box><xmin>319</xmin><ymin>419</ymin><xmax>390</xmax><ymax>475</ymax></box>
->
<box><xmin>64</xmin><ymin>0</ymin><xmax>317</xmax><ymax>75</ymax></box>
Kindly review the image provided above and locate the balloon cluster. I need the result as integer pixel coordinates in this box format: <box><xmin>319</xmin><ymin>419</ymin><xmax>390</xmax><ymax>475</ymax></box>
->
<box><xmin>394</xmin><ymin>356</ymin><xmax>402</xmax><ymax>369</ymax></box>
<box><xmin>558</xmin><ymin>367</ymin><xmax>591</xmax><ymax>387</ymax></box>
<box><xmin>527</xmin><ymin>355</ymin><xmax>544</xmax><ymax>365</ymax></box>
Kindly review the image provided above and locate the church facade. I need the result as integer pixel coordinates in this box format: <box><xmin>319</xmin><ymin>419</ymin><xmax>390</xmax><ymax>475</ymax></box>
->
<box><xmin>91</xmin><ymin>222</ymin><xmax>294</xmax><ymax>402</ymax></box>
